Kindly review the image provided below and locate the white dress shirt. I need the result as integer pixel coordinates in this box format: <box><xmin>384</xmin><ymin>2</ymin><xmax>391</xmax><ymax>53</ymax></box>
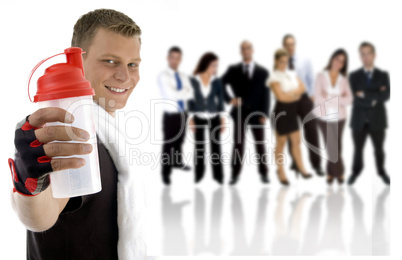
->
<box><xmin>157</xmin><ymin>67</ymin><xmax>193</xmax><ymax>113</ymax></box>
<box><xmin>242</xmin><ymin>61</ymin><xmax>255</xmax><ymax>79</ymax></box>
<box><xmin>291</xmin><ymin>54</ymin><xmax>314</xmax><ymax>95</ymax></box>
<box><xmin>364</xmin><ymin>67</ymin><xmax>374</xmax><ymax>79</ymax></box>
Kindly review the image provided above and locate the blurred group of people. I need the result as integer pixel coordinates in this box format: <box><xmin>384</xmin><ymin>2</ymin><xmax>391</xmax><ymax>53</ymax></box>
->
<box><xmin>157</xmin><ymin>34</ymin><xmax>390</xmax><ymax>186</ymax></box>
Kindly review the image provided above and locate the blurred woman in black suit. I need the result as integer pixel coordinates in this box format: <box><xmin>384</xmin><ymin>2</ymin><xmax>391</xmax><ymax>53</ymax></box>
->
<box><xmin>188</xmin><ymin>52</ymin><xmax>226</xmax><ymax>184</ymax></box>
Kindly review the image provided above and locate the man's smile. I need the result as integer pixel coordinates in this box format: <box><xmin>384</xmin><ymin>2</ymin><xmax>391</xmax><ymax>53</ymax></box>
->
<box><xmin>104</xmin><ymin>85</ymin><xmax>130</xmax><ymax>94</ymax></box>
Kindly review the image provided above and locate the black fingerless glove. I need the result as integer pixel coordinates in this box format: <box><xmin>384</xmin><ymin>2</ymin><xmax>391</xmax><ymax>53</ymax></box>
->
<box><xmin>8</xmin><ymin>116</ymin><xmax>53</xmax><ymax>196</ymax></box>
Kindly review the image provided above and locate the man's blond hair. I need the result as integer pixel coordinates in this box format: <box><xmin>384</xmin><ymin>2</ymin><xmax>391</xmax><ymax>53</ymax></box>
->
<box><xmin>71</xmin><ymin>9</ymin><xmax>141</xmax><ymax>52</ymax></box>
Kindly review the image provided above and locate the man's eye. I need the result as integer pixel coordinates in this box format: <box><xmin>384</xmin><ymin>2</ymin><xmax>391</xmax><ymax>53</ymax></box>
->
<box><xmin>103</xmin><ymin>60</ymin><xmax>116</xmax><ymax>64</ymax></box>
<box><xmin>128</xmin><ymin>63</ymin><xmax>138</xmax><ymax>67</ymax></box>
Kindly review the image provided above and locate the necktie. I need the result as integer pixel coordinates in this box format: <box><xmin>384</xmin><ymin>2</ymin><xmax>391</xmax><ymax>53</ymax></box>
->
<box><xmin>244</xmin><ymin>64</ymin><xmax>249</xmax><ymax>78</ymax></box>
<box><xmin>366</xmin><ymin>71</ymin><xmax>372</xmax><ymax>85</ymax></box>
<box><xmin>289</xmin><ymin>57</ymin><xmax>294</xmax><ymax>70</ymax></box>
<box><xmin>175</xmin><ymin>72</ymin><xmax>184</xmax><ymax>111</ymax></box>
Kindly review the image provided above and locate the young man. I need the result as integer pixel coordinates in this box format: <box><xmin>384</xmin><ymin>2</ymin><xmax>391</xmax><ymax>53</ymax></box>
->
<box><xmin>348</xmin><ymin>42</ymin><xmax>390</xmax><ymax>185</ymax></box>
<box><xmin>221</xmin><ymin>41</ymin><xmax>270</xmax><ymax>185</ymax></box>
<box><xmin>158</xmin><ymin>46</ymin><xmax>193</xmax><ymax>185</ymax></box>
<box><xmin>8</xmin><ymin>9</ymin><xmax>144</xmax><ymax>259</ymax></box>
<box><xmin>282</xmin><ymin>34</ymin><xmax>324</xmax><ymax>177</ymax></box>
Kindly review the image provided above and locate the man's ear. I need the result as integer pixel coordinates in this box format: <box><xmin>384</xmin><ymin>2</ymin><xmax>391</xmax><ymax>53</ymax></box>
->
<box><xmin>82</xmin><ymin>51</ymin><xmax>88</xmax><ymax>60</ymax></box>
<box><xmin>81</xmin><ymin>52</ymin><xmax>89</xmax><ymax>73</ymax></box>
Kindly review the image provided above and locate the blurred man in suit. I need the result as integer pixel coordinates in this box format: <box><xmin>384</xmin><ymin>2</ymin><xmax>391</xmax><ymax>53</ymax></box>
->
<box><xmin>221</xmin><ymin>41</ymin><xmax>270</xmax><ymax>185</ymax></box>
<box><xmin>348</xmin><ymin>42</ymin><xmax>390</xmax><ymax>185</ymax></box>
<box><xmin>158</xmin><ymin>46</ymin><xmax>193</xmax><ymax>185</ymax></box>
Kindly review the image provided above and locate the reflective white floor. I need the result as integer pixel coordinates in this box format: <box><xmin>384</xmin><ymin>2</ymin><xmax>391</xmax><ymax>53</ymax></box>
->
<box><xmin>150</xmin><ymin>184</ymin><xmax>389</xmax><ymax>256</ymax></box>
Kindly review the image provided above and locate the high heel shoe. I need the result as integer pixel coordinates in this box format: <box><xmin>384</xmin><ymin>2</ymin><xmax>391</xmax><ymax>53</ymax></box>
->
<box><xmin>277</xmin><ymin>170</ymin><xmax>290</xmax><ymax>186</ymax></box>
<box><xmin>295</xmin><ymin>170</ymin><xmax>312</xmax><ymax>179</ymax></box>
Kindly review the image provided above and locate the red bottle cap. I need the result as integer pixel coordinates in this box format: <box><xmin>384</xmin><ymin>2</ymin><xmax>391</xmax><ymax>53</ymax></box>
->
<box><xmin>28</xmin><ymin>47</ymin><xmax>95</xmax><ymax>102</ymax></box>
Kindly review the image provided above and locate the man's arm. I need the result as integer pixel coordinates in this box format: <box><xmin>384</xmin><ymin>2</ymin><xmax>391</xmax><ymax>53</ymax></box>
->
<box><xmin>350</xmin><ymin>72</ymin><xmax>387</xmax><ymax>108</ymax></box>
<box><xmin>349</xmin><ymin>72</ymin><xmax>370</xmax><ymax>108</ymax></box>
<box><xmin>305</xmin><ymin>59</ymin><xmax>314</xmax><ymax>96</ymax></box>
<box><xmin>362</xmin><ymin>72</ymin><xmax>390</xmax><ymax>106</ymax></box>
<box><xmin>11</xmin><ymin>187</ymin><xmax>68</xmax><ymax>232</ymax></box>
<box><xmin>377</xmin><ymin>71</ymin><xmax>390</xmax><ymax>103</ymax></box>
<box><xmin>10</xmin><ymin>108</ymin><xmax>91</xmax><ymax>232</ymax></box>
<box><xmin>181</xmin><ymin>75</ymin><xmax>195</xmax><ymax>101</ymax></box>
<box><xmin>157</xmin><ymin>72</ymin><xmax>180</xmax><ymax>101</ymax></box>
<box><xmin>217</xmin><ymin>80</ymin><xmax>225</xmax><ymax>112</ymax></box>
<box><xmin>260</xmin><ymin>69</ymin><xmax>270</xmax><ymax>118</ymax></box>
<box><xmin>220</xmin><ymin>67</ymin><xmax>233</xmax><ymax>103</ymax></box>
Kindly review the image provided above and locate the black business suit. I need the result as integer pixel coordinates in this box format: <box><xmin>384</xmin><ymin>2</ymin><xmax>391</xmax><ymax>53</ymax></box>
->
<box><xmin>221</xmin><ymin>63</ymin><xmax>270</xmax><ymax>180</ymax></box>
<box><xmin>349</xmin><ymin>67</ymin><xmax>390</xmax><ymax>183</ymax></box>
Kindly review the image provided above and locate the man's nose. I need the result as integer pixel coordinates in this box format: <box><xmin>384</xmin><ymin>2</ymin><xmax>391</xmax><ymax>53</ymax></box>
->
<box><xmin>115</xmin><ymin>66</ymin><xmax>130</xmax><ymax>83</ymax></box>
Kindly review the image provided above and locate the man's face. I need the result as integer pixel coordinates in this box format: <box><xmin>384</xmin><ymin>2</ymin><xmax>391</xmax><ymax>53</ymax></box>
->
<box><xmin>83</xmin><ymin>28</ymin><xmax>141</xmax><ymax>114</ymax></box>
<box><xmin>283</xmin><ymin>37</ymin><xmax>296</xmax><ymax>57</ymax></box>
<box><xmin>360</xmin><ymin>46</ymin><xmax>375</xmax><ymax>68</ymax></box>
<box><xmin>240</xmin><ymin>42</ymin><xmax>253</xmax><ymax>62</ymax></box>
<box><xmin>167</xmin><ymin>51</ymin><xmax>181</xmax><ymax>71</ymax></box>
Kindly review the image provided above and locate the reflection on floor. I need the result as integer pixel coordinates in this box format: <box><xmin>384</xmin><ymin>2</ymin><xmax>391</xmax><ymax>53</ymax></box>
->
<box><xmin>161</xmin><ymin>186</ymin><xmax>389</xmax><ymax>256</ymax></box>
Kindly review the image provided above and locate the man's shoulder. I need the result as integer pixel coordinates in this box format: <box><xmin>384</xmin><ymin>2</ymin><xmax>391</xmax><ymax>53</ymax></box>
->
<box><xmin>177</xmin><ymin>70</ymin><xmax>190</xmax><ymax>78</ymax></box>
<box><xmin>374</xmin><ymin>67</ymin><xmax>388</xmax><ymax>76</ymax></box>
<box><xmin>157</xmin><ymin>69</ymin><xmax>170</xmax><ymax>79</ymax></box>
<box><xmin>254</xmin><ymin>63</ymin><xmax>268</xmax><ymax>73</ymax></box>
<box><xmin>349</xmin><ymin>68</ymin><xmax>364</xmax><ymax>78</ymax></box>
<box><xmin>302</xmin><ymin>57</ymin><xmax>313</xmax><ymax>68</ymax></box>
<box><xmin>228</xmin><ymin>63</ymin><xmax>242</xmax><ymax>71</ymax></box>
<box><xmin>294</xmin><ymin>54</ymin><xmax>310</xmax><ymax>64</ymax></box>
<box><xmin>158</xmin><ymin>69</ymin><xmax>190</xmax><ymax>81</ymax></box>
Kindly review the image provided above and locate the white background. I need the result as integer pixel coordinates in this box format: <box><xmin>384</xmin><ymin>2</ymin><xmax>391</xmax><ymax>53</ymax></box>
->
<box><xmin>0</xmin><ymin>0</ymin><xmax>399</xmax><ymax>259</ymax></box>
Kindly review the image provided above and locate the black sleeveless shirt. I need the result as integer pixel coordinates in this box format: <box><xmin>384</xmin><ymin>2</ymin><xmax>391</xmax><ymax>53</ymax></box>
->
<box><xmin>27</xmin><ymin>140</ymin><xmax>119</xmax><ymax>260</ymax></box>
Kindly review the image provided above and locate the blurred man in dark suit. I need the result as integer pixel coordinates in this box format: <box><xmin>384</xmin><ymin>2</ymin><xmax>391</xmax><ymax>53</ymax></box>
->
<box><xmin>348</xmin><ymin>42</ymin><xmax>390</xmax><ymax>185</ymax></box>
<box><xmin>221</xmin><ymin>41</ymin><xmax>270</xmax><ymax>185</ymax></box>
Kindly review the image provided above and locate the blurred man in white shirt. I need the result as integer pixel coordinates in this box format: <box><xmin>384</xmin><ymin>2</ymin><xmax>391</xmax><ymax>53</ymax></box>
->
<box><xmin>158</xmin><ymin>46</ymin><xmax>193</xmax><ymax>185</ymax></box>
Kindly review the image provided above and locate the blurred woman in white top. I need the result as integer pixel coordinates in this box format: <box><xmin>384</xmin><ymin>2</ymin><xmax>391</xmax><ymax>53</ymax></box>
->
<box><xmin>266</xmin><ymin>49</ymin><xmax>312</xmax><ymax>185</ymax></box>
